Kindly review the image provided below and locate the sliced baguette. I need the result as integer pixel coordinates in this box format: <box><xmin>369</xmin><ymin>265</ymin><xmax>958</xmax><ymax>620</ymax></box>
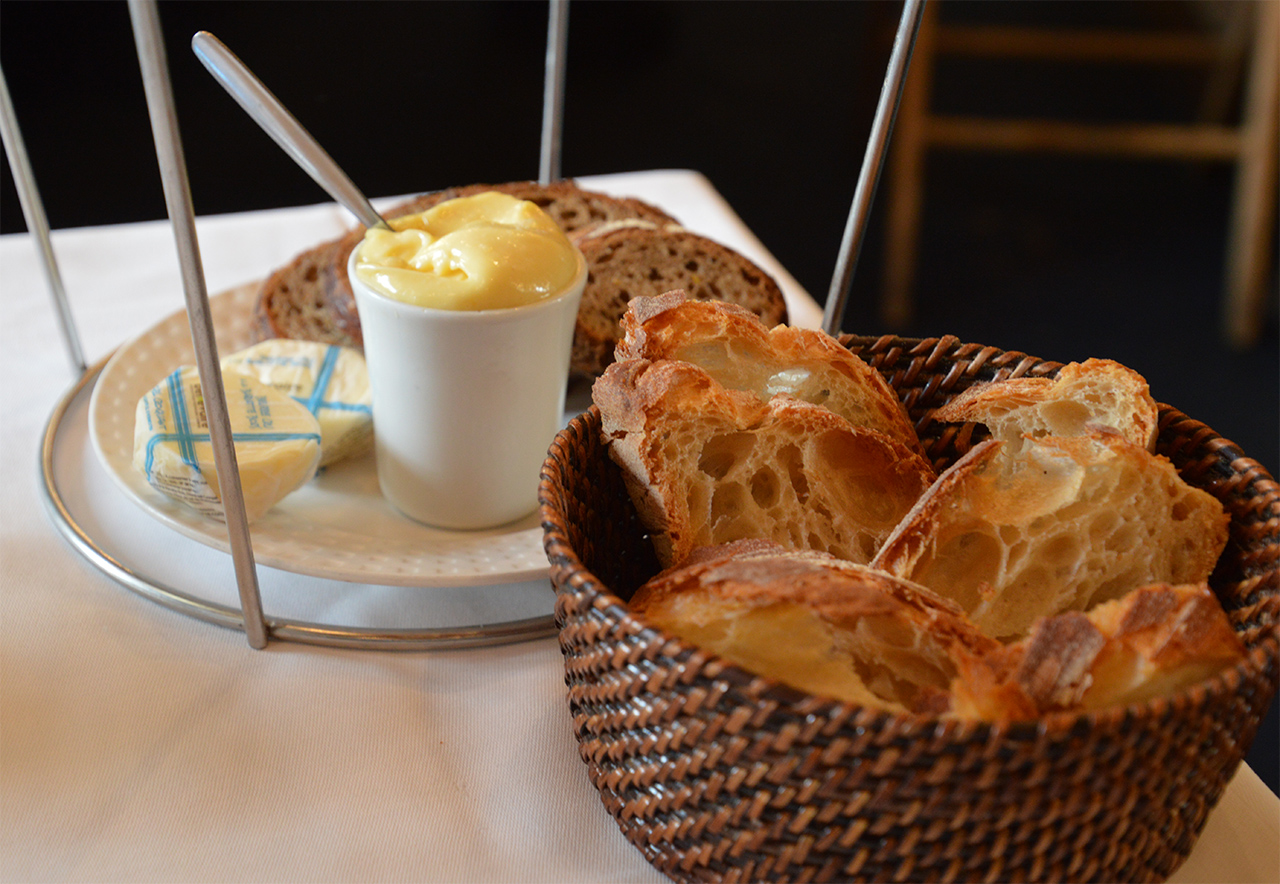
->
<box><xmin>615</xmin><ymin>291</ymin><xmax>923</xmax><ymax>457</ymax></box>
<box><xmin>870</xmin><ymin>434</ymin><xmax>1230</xmax><ymax>640</ymax></box>
<box><xmin>594</xmin><ymin>358</ymin><xmax>936</xmax><ymax>568</ymax></box>
<box><xmin>571</xmin><ymin>227</ymin><xmax>787</xmax><ymax>378</ymax></box>
<box><xmin>951</xmin><ymin>582</ymin><xmax>1245</xmax><ymax>719</ymax></box>
<box><xmin>630</xmin><ymin>540</ymin><xmax>1001</xmax><ymax>714</ymax></box>
<box><xmin>930</xmin><ymin>358</ymin><xmax>1159</xmax><ymax>454</ymax></box>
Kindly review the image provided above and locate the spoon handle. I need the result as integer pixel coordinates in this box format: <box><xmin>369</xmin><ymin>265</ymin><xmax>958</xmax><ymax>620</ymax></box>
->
<box><xmin>191</xmin><ymin>31</ymin><xmax>387</xmax><ymax>230</ymax></box>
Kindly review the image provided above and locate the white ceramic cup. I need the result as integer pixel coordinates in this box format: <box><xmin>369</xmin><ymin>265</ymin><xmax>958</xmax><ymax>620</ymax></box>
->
<box><xmin>348</xmin><ymin>247</ymin><xmax>586</xmax><ymax>530</ymax></box>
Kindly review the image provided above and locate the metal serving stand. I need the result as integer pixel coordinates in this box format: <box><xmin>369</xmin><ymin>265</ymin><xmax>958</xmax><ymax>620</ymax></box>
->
<box><xmin>9</xmin><ymin>0</ymin><xmax>924</xmax><ymax>650</ymax></box>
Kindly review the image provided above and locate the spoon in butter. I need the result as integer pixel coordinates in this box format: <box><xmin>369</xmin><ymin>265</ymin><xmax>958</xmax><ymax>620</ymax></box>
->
<box><xmin>191</xmin><ymin>30</ymin><xmax>390</xmax><ymax>231</ymax></box>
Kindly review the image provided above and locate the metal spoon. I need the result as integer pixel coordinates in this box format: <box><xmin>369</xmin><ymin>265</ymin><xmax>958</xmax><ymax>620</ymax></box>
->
<box><xmin>191</xmin><ymin>30</ymin><xmax>389</xmax><ymax>230</ymax></box>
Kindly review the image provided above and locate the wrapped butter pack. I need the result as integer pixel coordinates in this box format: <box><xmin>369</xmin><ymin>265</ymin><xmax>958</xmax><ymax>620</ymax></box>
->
<box><xmin>222</xmin><ymin>340</ymin><xmax>372</xmax><ymax>467</ymax></box>
<box><xmin>133</xmin><ymin>366</ymin><xmax>322</xmax><ymax>522</ymax></box>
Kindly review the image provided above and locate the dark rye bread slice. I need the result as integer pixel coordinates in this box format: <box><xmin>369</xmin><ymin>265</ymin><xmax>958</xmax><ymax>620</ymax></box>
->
<box><xmin>570</xmin><ymin>224</ymin><xmax>788</xmax><ymax>377</ymax></box>
<box><xmin>251</xmin><ymin>180</ymin><xmax>679</xmax><ymax>356</ymax></box>
<box><xmin>250</xmin><ymin>237</ymin><xmax>361</xmax><ymax>347</ymax></box>
<box><xmin>252</xmin><ymin>190</ymin><xmax>451</xmax><ymax>348</ymax></box>
<box><xmin>475</xmin><ymin>179</ymin><xmax>680</xmax><ymax>232</ymax></box>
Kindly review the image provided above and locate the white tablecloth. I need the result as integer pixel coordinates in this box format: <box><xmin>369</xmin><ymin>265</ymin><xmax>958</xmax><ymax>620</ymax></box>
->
<box><xmin>2</xmin><ymin>170</ymin><xmax>1275</xmax><ymax>883</ymax></box>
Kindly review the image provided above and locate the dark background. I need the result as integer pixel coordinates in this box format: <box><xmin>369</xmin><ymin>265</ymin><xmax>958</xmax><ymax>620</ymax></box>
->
<box><xmin>3</xmin><ymin>1</ymin><xmax>1276</xmax><ymax>795</ymax></box>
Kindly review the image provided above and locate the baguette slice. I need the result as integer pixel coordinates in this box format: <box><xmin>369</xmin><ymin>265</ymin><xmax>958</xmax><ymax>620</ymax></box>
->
<box><xmin>571</xmin><ymin>226</ymin><xmax>787</xmax><ymax>377</ymax></box>
<box><xmin>252</xmin><ymin>180</ymin><xmax>679</xmax><ymax>364</ymax></box>
<box><xmin>615</xmin><ymin>291</ymin><xmax>923</xmax><ymax>457</ymax></box>
<box><xmin>951</xmin><ymin>582</ymin><xmax>1245</xmax><ymax>719</ymax></box>
<box><xmin>871</xmin><ymin>434</ymin><xmax>1230</xmax><ymax>640</ymax></box>
<box><xmin>594</xmin><ymin>358</ymin><xmax>936</xmax><ymax>568</ymax></box>
<box><xmin>630</xmin><ymin>540</ymin><xmax>1001</xmax><ymax>714</ymax></box>
<box><xmin>930</xmin><ymin>358</ymin><xmax>1159</xmax><ymax>454</ymax></box>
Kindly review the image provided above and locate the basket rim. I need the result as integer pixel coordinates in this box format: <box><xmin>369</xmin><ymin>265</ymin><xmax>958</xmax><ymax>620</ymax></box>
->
<box><xmin>538</xmin><ymin>334</ymin><xmax>1280</xmax><ymax>741</ymax></box>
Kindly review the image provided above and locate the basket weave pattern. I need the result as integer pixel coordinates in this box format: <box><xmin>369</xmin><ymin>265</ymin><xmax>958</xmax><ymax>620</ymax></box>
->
<box><xmin>540</xmin><ymin>336</ymin><xmax>1280</xmax><ymax>883</ymax></box>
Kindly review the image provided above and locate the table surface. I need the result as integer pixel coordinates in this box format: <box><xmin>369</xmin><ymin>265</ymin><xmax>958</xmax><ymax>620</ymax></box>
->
<box><xmin>2</xmin><ymin>170</ymin><xmax>1276</xmax><ymax>883</ymax></box>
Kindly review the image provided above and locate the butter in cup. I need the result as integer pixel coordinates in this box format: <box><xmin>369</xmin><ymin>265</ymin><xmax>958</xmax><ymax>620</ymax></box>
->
<box><xmin>354</xmin><ymin>191</ymin><xmax>582</xmax><ymax>311</ymax></box>
<box><xmin>349</xmin><ymin>192</ymin><xmax>587</xmax><ymax>530</ymax></box>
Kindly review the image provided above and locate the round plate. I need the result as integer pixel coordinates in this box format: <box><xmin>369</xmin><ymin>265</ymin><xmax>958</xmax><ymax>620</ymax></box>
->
<box><xmin>88</xmin><ymin>284</ymin><xmax>583</xmax><ymax>587</ymax></box>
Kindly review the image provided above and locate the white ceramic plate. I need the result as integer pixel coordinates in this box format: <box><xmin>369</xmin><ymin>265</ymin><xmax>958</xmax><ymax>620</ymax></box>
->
<box><xmin>88</xmin><ymin>282</ymin><xmax>593</xmax><ymax>587</ymax></box>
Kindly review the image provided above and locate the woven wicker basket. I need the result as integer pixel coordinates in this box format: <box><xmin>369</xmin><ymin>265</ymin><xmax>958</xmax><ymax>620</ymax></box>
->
<box><xmin>539</xmin><ymin>335</ymin><xmax>1279</xmax><ymax>883</ymax></box>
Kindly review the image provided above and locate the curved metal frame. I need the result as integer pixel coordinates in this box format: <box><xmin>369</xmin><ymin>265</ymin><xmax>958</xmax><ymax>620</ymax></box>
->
<box><xmin>38</xmin><ymin>356</ymin><xmax>559</xmax><ymax>651</ymax></box>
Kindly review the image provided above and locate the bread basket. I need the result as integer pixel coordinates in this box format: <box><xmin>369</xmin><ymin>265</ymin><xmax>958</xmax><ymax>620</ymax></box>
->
<box><xmin>539</xmin><ymin>334</ymin><xmax>1280</xmax><ymax>883</ymax></box>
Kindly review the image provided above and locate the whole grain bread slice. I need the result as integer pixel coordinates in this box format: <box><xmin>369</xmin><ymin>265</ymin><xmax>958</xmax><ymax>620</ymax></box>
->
<box><xmin>571</xmin><ymin>227</ymin><xmax>787</xmax><ymax>377</ymax></box>
<box><xmin>870</xmin><ymin>433</ymin><xmax>1230</xmax><ymax>640</ymax></box>
<box><xmin>629</xmin><ymin>540</ymin><xmax>1001</xmax><ymax>714</ymax></box>
<box><xmin>250</xmin><ymin>239</ymin><xmax>361</xmax><ymax>347</ymax></box>
<box><xmin>251</xmin><ymin>190</ymin><xmax>450</xmax><ymax>347</ymax></box>
<box><xmin>616</xmin><ymin>291</ymin><xmax>923</xmax><ymax>457</ymax></box>
<box><xmin>593</xmin><ymin>358</ymin><xmax>936</xmax><ymax>569</ymax></box>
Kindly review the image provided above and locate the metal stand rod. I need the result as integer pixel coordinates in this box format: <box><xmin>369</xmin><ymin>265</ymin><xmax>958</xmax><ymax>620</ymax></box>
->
<box><xmin>128</xmin><ymin>0</ymin><xmax>269</xmax><ymax>650</ymax></box>
<box><xmin>539</xmin><ymin>0</ymin><xmax>570</xmax><ymax>184</ymax></box>
<box><xmin>0</xmin><ymin>66</ymin><xmax>87</xmax><ymax>378</ymax></box>
<box><xmin>823</xmin><ymin>0</ymin><xmax>926</xmax><ymax>336</ymax></box>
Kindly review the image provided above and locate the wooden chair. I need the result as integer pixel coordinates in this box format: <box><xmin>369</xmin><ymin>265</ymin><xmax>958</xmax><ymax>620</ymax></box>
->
<box><xmin>883</xmin><ymin>0</ymin><xmax>1278</xmax><ymax>348</ymax></box>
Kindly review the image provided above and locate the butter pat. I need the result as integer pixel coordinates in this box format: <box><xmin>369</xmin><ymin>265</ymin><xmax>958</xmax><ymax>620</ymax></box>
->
<box><xmin>222</xmin><ymin>340</ymin><xmax>372</xmax><ymax>466</ymax></box>
<box><xmin>354</xmin><ymin>191</ymin><xmax>582</xmax><ymax>311</ymax></box>
<box><xmin>133</xmin><ymin>366</ymin><xmax>322</xmax><ymax>522</ymax></box>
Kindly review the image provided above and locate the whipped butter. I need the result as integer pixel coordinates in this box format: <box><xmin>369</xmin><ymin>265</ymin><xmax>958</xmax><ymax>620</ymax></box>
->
<box><xmin>354</xmin><ymin>191</ymin><xmax>582</xmax><ymax>311</ymax></box>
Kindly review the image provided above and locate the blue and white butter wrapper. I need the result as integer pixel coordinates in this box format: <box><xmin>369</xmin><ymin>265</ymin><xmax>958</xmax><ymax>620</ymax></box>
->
<box><xmin>222</xmin><ymin>340</ymin><xmax>373</xmax><ymax>467</ymax></box>
<box><xmin>133</xmin><ymin>366</ymin><xmax>322</xmax><ymax>522</ymax></box>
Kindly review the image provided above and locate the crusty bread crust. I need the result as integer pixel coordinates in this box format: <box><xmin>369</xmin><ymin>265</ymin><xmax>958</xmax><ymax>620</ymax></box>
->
<box><xmin>594</xmin><ymin>358</ymin><xmax>936</xmax><ymax>568</ymax></box>
<box><xmin>630</xmin><ymin>541</ymin><xmax>1000</xmax><ymax>714</ymax></box>
<box><xmin>616</xmin><ymin>291</ymin><xmax>923</xmax><ymax>457</ymax></box>
<box><xmin>871</xmin><ymin>434</ymin><xmax>1230</xmax><ymax>640</ymax></box>
<box><xmin>930</xmin><ymin>358</ymin><xmax>1159</xmax><ymax>454</ymax></box>
<box><xmin>951</xmin><ymin>582</ymin><xmax>1245</xmax><ymax>718</ymax></box>
<box><xmin>571</xmin><ymin>228</ymin><xmax>787</xmax><ymax>377</ymax></box>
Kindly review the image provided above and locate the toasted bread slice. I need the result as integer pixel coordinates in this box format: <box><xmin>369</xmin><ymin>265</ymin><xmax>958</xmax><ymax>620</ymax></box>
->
<box><xmin>930</xmin><ymin>358</ymin><xmax>1159</xmax><ymax>454</ymax></box>
<box><xmin>252</xmin><ymin>180</ymin><xmax>680</xmax><ymax>369</ymax></box>
<box><xmin>615</xmin><ymin>291</ymin><xmax>923</xmax><ymax>457</ymax></box>
<box><xmin>594</xmin><ymin>358</ymin><xmax>936</xmax><ymax>568</ymax></box>
<box><xmin>870</xmin><ymin>434</ymin><xmax>1229</xmax><ymax>640</ymax></box>
<box><xmin>571</xmin><ymin>228</ymin><xmax>787</xmax><ymax>377</ymax></box>
<box><xmin>951</xmin><ymin>582</ymin><xmax>1245</xmax><ymax>719</ymax></box>
<box><xmin>630</xmin><ymin>541</ymin><xmax>1000</xmax><ymax>714</ymax></box>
